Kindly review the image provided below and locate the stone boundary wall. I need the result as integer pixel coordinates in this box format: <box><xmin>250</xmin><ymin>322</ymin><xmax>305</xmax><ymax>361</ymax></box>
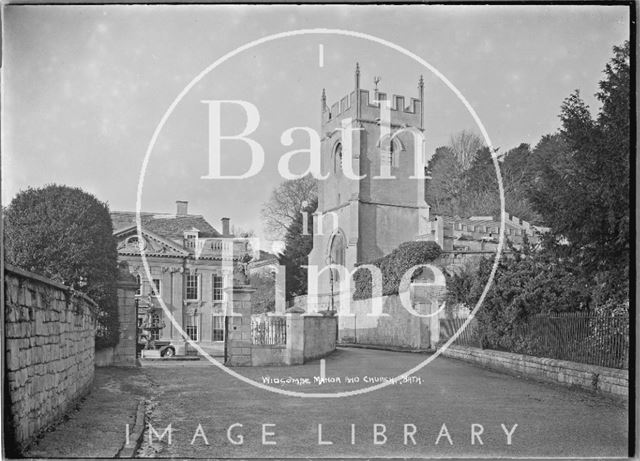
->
<box><xmin>303</xmin><ymin>315</ymin><xmax>337</xmax><ymax>361</ymax></box>
<box><xmin>4</xmin><ymin>265</ymin><xmax>98</xmax><ymax>453</ymax></box>
<box><xmin>251</xmin><ymin>343</ymin><xmax>287</xmax><ymax>366</ymax></box>
<box><xmin>229</xmin><ymin>311</ymin><xmax>338</xmax><ymax>366</ymax></box>
<box><xmin>441</xmin><ymin>345</ymin><xmax>628</xmax><ymax>399</ymax></box>
<box><xmin>339</xmin><ymin>294</ymin><xmax>432</xmax><ymax>349</ymax></box>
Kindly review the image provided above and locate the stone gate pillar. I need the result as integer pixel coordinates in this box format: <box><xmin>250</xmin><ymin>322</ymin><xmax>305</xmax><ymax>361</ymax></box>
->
<box><xmin>285</xmin><ymin>306</ymin><xmax>305</xmax><ymax>365</ymax></box>
<box><xmin>224</xmin><ymin>285</ymin><xmax>255</xmax><ymax>366</ymax></box>
<box><xmin>113</xmin><ymin>262</ymin><xmax>139</xmax><ymax>366</ymax></box>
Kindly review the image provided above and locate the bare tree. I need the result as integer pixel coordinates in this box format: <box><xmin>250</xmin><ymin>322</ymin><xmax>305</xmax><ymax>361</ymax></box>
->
<box><xmin>260</xmin><ymin>175</ymin><xmax>318</xmax><ymax>240</ymax></box>
<box><xmin>230</xmin><ymin>226</ymin><xmax>256</xmax><ymax>238</ymax></box>
<box><xmin>449</xmin><ymin>130</ymin><xmax>485</xmax><ymax>170</ymax></box>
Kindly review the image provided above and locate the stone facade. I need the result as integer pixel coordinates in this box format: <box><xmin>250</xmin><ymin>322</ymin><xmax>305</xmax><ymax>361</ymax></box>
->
<box><xmin>111</xmin><ymin>201</ymin><xmax>248</xmax><ymax>356</ymax></box>
<box><xmin>4</xmin><ymin>265</ymin><xmax>97</xmax><ymax>453</ymax></box>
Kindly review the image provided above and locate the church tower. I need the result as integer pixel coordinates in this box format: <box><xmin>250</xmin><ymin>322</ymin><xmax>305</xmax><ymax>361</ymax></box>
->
<box><xmin>306</xmin><ymin>64</ymin><xmax>430</xmax><ymax>303</ymax></box>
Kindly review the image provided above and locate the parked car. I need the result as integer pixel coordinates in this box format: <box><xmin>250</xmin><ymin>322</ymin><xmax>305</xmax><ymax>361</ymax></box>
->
<box><xmin>137</xmin><ymin>331</ymin><xmax>177</xmax><ymax>357</ymax></box>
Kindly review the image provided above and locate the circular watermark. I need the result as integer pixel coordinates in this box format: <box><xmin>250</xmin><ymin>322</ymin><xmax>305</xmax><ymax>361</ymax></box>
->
<box><xmin>136</xmin><ymin>28</ymin><xmax>506</xmax><ymax>398</ymax></box>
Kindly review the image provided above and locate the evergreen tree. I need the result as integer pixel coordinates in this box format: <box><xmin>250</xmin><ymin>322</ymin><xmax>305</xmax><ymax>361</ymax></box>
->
<box><xmin>4</xmin><ymin>184</ymin><xmax>120</xmax><ymax>348</ymax></box>
<box><xmin>278</xmin><ymin>197</ymin><xmax>317</xmax><ymax>301</ymax></box>
<box><xmin>425</xmin><ymin>146</ymin><xmax>464</xmax><ymax>216</ymax></box>
<box><xmin>527</xmin><ymin>41</ymin><xmax>630</xmax><ymax>311</ymax></box>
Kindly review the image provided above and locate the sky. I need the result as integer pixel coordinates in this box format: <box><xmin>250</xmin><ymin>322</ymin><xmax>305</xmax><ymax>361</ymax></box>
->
<box><xmin>2</xmin><ymin>4</ymin><xmax>630</xmax><ymax>244</ymax></box>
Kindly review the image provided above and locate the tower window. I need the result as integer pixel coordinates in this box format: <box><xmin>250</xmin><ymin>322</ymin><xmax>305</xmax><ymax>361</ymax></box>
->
<box><xmin>333</xmin><ymin>142</ymin><xmax>343</xmax><ymax>174</ymax></box>
<box><xmin>388</xmin><ymin>136</ymin><xmax>401</xmax><ymax>168</ymax></box>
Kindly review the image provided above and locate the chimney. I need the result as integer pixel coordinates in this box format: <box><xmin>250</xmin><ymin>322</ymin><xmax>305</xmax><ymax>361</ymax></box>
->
<box><xmin>221</xmin><ymin>217</ymin><xmax>230</xmax><ymax>237</ymax></box>
<box><xmin>176</xmin><ymin>201</ymin><xmax>188</xmax><ymax>216</ymax></box>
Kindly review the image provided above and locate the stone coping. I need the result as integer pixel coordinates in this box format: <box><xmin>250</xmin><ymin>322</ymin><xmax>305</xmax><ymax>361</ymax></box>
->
<box><xmin>5</xmin><ymin>263</ymin><xmax>99</xmax><ymax>309</ymax></box>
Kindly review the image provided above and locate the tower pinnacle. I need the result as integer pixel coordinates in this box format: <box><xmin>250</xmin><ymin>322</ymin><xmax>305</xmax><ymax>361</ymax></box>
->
<box><xmin>418</xmin><ymin>75</ymin><xmax>424</xmax><ymax>130</ymax></box>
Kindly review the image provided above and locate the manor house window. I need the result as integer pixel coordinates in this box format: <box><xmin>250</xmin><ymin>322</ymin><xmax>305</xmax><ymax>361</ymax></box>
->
<box><xmin>185</xmin><ymin>314</ymin><xmax>199</xmax><ymax>342</ymax></box>
<box><xmin>184</xmin><ymin>231</ymin><xmax>198</xmax><ymax>249</ymax></box>
<box><xmin>212</xmin><ymin>274</ymin><xmax>224</xmax><ymax>301</ymax></box>
<box><xmin>186</xmin><ymin>274</ymin><xmax>199</xmax><ymax>300</ymax></box>
<box><xmin>212</xmin><ymin>315</ymin><xmax>225</xmax><ymax>341</ymax></box>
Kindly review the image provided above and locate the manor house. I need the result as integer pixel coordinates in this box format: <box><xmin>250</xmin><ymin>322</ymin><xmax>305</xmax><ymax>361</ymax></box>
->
<box><xmin>111</xmin><ymin>201</ymin><xmax>248</xmax><ymax>355</ymax></box>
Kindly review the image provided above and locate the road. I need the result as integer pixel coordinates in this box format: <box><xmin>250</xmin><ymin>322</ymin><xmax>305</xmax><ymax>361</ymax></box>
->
<box><xmin>138</xmin><ymin>347</ymin><xmax>629</xmax><ymax>458</ymax></box>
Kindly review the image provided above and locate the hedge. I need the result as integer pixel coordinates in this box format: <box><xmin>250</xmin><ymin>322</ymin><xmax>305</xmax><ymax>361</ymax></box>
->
<box><xmin>4</xmin><ymin>184</ymin><xmax>119</xmax><ymax>349</ymax></box>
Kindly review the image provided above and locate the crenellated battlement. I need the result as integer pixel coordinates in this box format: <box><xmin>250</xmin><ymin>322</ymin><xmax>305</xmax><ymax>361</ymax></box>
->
<box><xmin>321</xmin><ymin>64</ymin><xmax>424</xmax><ymax>128</ymax></box>
<box><xmin>322</xmin><ymin>89</ymin><xmax>422</xmax><ymax>123</ymax></box>
<box><xmin>358</xmin><ymin>90</ymin><xmax>422</xmax><ymax>114</ymax></box>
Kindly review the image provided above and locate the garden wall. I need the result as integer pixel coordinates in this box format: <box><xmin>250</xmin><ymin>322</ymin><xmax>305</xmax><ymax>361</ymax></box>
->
<box><xmin>441</xmin><ymin>345</ymin><xmax>628</xmax><ymax>399</ymax></box>
<box><xmin>4</xmin><ymin>265</ymin><xmax>97</xmax><ymax>453</ymax></box>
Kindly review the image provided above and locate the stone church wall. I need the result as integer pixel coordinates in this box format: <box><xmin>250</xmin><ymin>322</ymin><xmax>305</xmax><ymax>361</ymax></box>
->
<box><xmin>338</xmin><ymin>294</ymin><xmax>432</xmax><ymax>349</ymax></box>
<box><xmin>4</xmin><ymin>265</ymin><xmax>97</xmax><ymax>453</ymax></box>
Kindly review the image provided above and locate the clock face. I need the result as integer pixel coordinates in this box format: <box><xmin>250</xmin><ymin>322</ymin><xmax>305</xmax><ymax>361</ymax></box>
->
<box><xmin>139</xmin><ymin>29</ymin><xmax>503</xmax><ymax>399</ymax></box>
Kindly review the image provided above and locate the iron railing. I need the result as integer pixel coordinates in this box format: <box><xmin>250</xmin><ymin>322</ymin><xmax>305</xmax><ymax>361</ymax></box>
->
<box><xmin>511</xmin><ymin>312</ymin><xmax>629</xmax><ymax>369</ymax></box>
<box><xmin>251</xmin><ymin>315</ymin><xmax>287</xmax><ymax>346</ymax></box>
<box><xmin>441</xmin><ymin>313</ymin><xmax>629</xmax><ymax>369</ymax></box>
<box><xmin>440</xmin><ymin>317</ymin><xmax>482</xmax><ymax>348</ymax></box>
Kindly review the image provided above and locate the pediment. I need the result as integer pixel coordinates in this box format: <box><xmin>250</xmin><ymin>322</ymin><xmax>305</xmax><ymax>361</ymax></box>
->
<box><xmin>114</xmin><ymin>226</ymin><xmax>188</xmax><ymax>257</ymax></box>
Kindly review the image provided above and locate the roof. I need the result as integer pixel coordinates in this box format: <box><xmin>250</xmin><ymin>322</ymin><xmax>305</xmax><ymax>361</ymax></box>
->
<box><xmin>111</xmin><ymin>211</ymin><xmax>222</xmax><ymax>240</ymax></box>
<box><xmin>252</xmin><ymin>250</ymin><xmax>279</xmax><ymax>262</ymax></box>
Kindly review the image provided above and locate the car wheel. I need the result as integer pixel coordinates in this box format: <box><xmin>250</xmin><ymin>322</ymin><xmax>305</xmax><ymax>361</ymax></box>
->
<box><xmin>162</xmin><ymin>347</ymin><xmax>175</xmax><ymax>358</ymax></box>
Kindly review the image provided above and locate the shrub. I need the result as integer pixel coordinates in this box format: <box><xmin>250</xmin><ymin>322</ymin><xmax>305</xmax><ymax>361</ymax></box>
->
<box><xmin>4</xmin><ymin>185</ymin><xmax>119</xmax><ymax>349</ymax></box>
<box><xmin>352</xmin><ymin>241</ymin><xmax>442</xmax><ymax>300</ymax></box>
<box><xmin>460</xmin><ymin>248</ymin><xmax>592</xmax><ymax>351</ymax></box>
